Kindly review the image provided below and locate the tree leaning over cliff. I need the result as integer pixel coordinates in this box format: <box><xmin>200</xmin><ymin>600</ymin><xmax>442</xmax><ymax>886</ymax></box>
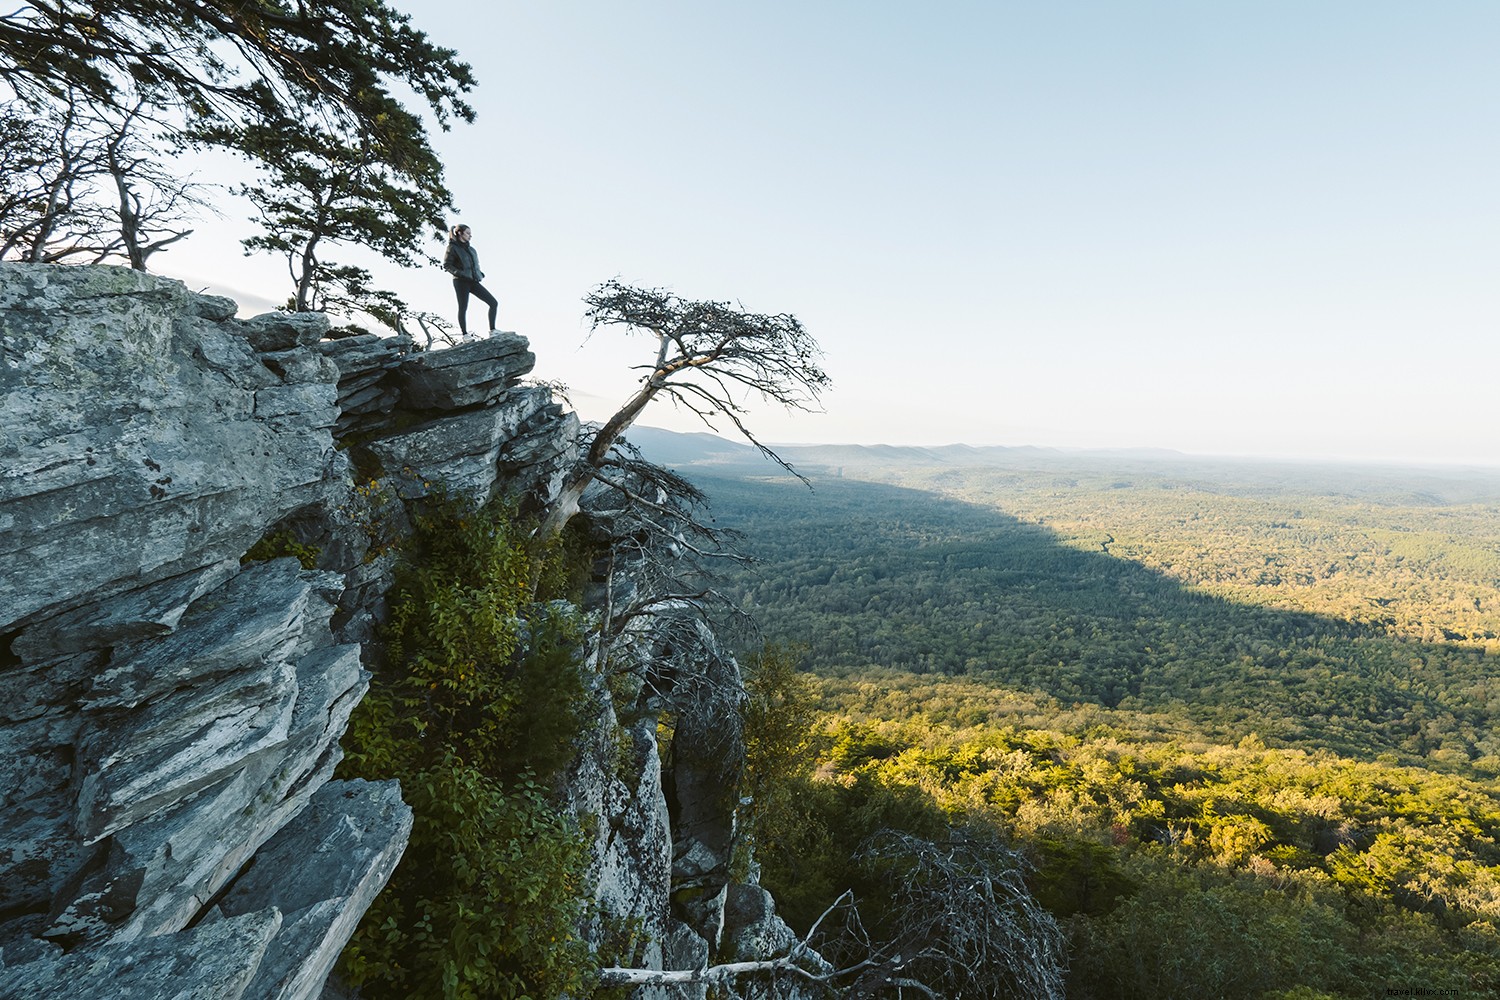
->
<box><xmin>536</xmin><ymin>280</ymin><xmax>831</xmax><ymax>539</ymax></box>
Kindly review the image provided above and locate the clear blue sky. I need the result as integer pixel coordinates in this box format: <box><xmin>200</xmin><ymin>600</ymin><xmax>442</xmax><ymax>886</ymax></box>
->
<box><xmin>164</xmin><ymin>1</ymin><xmax>1500</xmax><ymax>466</ymax></box>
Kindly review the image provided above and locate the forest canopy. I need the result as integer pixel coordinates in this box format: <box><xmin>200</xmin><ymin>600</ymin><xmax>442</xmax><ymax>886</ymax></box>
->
<box><xmin>677</xmin><ymin>449</ymin><xmax>1500</xmax><ymax>999</ymax></box>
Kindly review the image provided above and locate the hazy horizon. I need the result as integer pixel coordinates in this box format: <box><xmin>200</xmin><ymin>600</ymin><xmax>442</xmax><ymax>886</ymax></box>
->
<box><xmin>624</xmin><ymin>423</ymin><xmax>1500</xmax><ymax>475</ymax></box>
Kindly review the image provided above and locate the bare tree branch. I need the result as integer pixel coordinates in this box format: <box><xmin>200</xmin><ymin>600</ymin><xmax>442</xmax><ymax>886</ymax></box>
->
<box><xmin>840</xmin><ymin>830</ymin><xmax>1069</xmax><ymax>1000</ymax></box>
<box><xmin>0</xmin><ymin>92</ymin><xmax>213</xmax><ymax>267</ymax></box>
<box><xmin>535</xmin><ymin>280</ymin><xmax>830</xmax><ymax>538</ymax></box>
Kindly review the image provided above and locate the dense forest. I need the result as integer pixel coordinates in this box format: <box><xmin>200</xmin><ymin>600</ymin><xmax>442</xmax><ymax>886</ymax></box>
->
<box><xmin>696</xmin><ymin>461</ymin><xmax>1500</xmax><ymax>768</ymax></box>
<box><xmin>659</xmin><ymin>445</ymin><xmax>1500</xmax><ymax>998</ymax></box>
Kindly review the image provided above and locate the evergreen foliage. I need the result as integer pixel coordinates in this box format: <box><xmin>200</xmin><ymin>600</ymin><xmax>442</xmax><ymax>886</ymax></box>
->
<box><xmin>204</xmin><ymin>90</ymin><xmax>454</xmax><ymax>317</ymax></box>
<box><xmin>0</xmin><ymin>1</ymin><xmax>469</xmax><ymax>294</ymax></box>
<box><xmin>737</xmin><ymin>645</ymin><xmax>820</xmax><ymax>875</ymax></box>
<box><xmin>0</xmin><ymin>1</ymin><xmax>474</xmax><ymax>144</ymax></box>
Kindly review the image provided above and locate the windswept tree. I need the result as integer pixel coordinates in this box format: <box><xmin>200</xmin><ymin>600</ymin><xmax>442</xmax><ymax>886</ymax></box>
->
<box><xmin>222</xmin><ymin>104</ymin><xmax>453</xmax><ymax>315</ymax></box>
<box><xmin>0</xmin><ymin>1</ymin><xmax>475</xmax><ymax>142</ymax></box>
<box><xmin>0</xmin><ymin>97</ymin><xmax>91</xmax><ymax>261</ymax></box>
<box><xmin>0</xmin><ymin>1</ymin><xmax>472</xmax><ymax>280</ymax></box>
<box><xmin>0</xmin><ymin>92</ymin><xmax>210</xmax><ymax>267</ymax></box>
<box><xmin>537</xmin><ymin>280</ymin><xmax>831</xmax><ymax>538</ymax></box>
<box><xmin>102</xmin><ymin>100</ymin><xmax>213</xmax><ymax>269</ymax></box>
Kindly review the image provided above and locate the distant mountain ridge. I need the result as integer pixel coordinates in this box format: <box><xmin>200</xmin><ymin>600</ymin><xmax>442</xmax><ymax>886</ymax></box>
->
<box><xmin>621</xmin><ymin>426</ymin><xmax>1500</xmax><ymax>503</ymax></box>
<box><xmin>621</xmin><ymin>426</ymin><xmax>1185</xmax><ymax>473</ymax></box>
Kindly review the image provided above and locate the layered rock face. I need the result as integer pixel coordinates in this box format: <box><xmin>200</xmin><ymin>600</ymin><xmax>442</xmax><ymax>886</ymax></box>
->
<box><xmin>0</xmin><ymin>263</ymin><xmax>806</xmax><ymax>999</ymax></box>
<box><xmin>0</xmin><ymin>264</ymin><xmax>575</xmax><ymax>997</ymax></box>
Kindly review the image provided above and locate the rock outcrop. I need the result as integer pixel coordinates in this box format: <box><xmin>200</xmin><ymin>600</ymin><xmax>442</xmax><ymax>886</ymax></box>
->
<box><xmin>0</xmin><ymin>262</ymin><xmax>810</xmax><ymax>999</ymax></box>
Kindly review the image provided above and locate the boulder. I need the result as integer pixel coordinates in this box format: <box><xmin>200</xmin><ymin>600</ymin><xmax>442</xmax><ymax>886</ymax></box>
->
<box><xmin>720</xmin><ymin>884</ymin><xmax>800</xmax><ymax>961</ymax></box>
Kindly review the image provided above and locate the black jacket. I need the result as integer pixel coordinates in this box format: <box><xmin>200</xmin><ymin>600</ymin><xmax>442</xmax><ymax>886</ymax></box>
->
<box><xmin>443</xmin><ymin>240</ymin><xmax>483</xmax><ymax>282</ymax></box>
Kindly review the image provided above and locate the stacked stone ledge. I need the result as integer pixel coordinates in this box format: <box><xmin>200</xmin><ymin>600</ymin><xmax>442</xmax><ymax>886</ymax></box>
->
<box><xmin>0</xmin><ymin>262</ymin><xmax>817</xmax><ymax>1000</ymax></box>
<box><xmin>0</xmin><ymin>263</ymin><xmax>575</xmax><ymax>998</ymax></box>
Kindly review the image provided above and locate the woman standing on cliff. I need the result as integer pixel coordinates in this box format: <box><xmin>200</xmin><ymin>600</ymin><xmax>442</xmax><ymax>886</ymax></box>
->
<box><xmin>443</xmin><ymin>224</ymin><xmax>498</xmax><ymax>337</ymax></box>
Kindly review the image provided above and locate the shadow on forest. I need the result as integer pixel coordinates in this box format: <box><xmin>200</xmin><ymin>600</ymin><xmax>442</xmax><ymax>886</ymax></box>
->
<box><xmin>690</xmin><ymin>472</ymin><xmax>1494</xmax><ymax>764</ymax></box>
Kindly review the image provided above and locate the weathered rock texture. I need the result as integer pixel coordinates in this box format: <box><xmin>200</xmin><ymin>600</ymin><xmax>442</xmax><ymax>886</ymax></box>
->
<box><xmin>0</xmin><ymin>262</ymin><xmax>807</xmax><ymax>999</ymax></box>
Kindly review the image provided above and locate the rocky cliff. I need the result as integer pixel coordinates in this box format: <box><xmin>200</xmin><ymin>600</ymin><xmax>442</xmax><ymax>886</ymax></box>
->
<box><xmin>0</xmin><ymin>263</ymin><xmax>806</xmax><ymax>999</ymax></box>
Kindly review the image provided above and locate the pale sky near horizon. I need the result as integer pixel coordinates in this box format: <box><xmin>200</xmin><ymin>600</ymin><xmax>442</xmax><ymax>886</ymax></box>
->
<box><xmin>160</xmin><ymin>1</ymin><xmax>1500</xmax><ymax>467</ymax></box>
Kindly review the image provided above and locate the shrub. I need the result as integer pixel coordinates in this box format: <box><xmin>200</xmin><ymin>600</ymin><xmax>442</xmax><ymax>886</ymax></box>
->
<box><xmin>340</xmin><ymin>760</ymin><xmax>592</xmax><ymax>1000</ymax></box>
<box><xmin>241</xmin><ymin>528</ymin><xmax>321</xmax><ymax>570</ymax></box>
<box><xmin>337</xmin><ymin>496</ymin><xmax>595</xmax><ymax>999</ymax></box>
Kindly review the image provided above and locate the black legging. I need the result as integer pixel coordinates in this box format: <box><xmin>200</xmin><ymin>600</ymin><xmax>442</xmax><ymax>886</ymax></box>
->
<box><xmin>453</xmin><ymin>277</ymin><xmax>498</xmax><ymax>334</ymax></box>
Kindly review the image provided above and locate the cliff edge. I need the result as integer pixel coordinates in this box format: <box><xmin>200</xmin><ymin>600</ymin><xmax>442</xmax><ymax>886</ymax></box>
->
<box><xmin>0</xmin><ymin>263</ymin><xmax>805</xmax><ymax>1000</ymax></box>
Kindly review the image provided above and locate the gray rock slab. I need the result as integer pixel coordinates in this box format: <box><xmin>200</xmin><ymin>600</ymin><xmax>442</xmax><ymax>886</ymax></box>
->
<box><xmin>316</xmin><ymin>333</ymin><xmax>405</xmax><ymax>377</ymax></box>
<box><xmin>9</xmin><ymin>560</ymin><xmax>237</xmax><ymax>662</ymax></box>
<box><xmin>233</xmin><ymin>311</ymin><xmax>330</xmax><ymax>352</ymax></box>
<box><xmin>190</xmin><ymin>320</ymin><xmax>278</xmax><ymax>389</ymax></box>
<box><xmin>46</xmin><ymin>642</ymin><xmax>365</xmax><ymax>945</ymax></box>
<box><xmin>0</xmin><ymin>794</ymin><xmax>85</xmax><ymax>916</ymax></box>
<box><xmin>566</xmin><ymin>679</ymin><xmax>674</xmax><ymax>991</ymax></box>
<box><xmin>498</xmin><ymin>406</ymin><xmax>578</xmax><ymax>507</ymax></box>
<box><xmin>661</xmin><ymin>917</ymin><xmax>710</xmax><ymax>971</ymax></box>
<box><xmin>0</xmin><ymin>711</ymin><xmax>80</xmax><ymax>808</ymax></box>
<box><xmin>259</xmin><ymin>348</ymin><xmax>337</xmax><ymax>385</ymax></box>
<box><xmin>0</xmin><ymin>262</ymin><xmax>345</xmax><ymax>629</ymax></box>
<box><xmin>0</xmin><ymin>908</ymin><xmax>282</xmax><ymax>1000</ymax></box>
<box><xmin>255</xmin><ymin>381</ymin><xmax>338</xmax><ymax>430</ymax></box>
<box><xmin>597</xmin><ymin>719</ymin><xmax>674</xmax><ymax>948</ymax></box>
<box><xmin>188</xmin><ymin>292</ymin><xmax>238</xmax><ymax>322</ymax></box>
<box><xmin>365</xmin><ymin>407</ymin><xmax>513</xmax><ymax>502</ymax></box>
<box><xmin>0</xmin><ymin>653</ymin><xmax>99</xmax><ymax>728</ymax></box>
<box><xmin>337</xmin><ymin>375</ymin><xmax>395</xmax><ymax>404</ymax></box>
<box><xmin>655</xmin><ymin>920</ymin><xmax>711</xmax><ymax>1000</ymax></box>
<box><xmin>212</xmin><ymin>779</ymin><xmax>413</xmax><ymax>1000</ymax></box>
<box><xmin>86</xmin><ymin>559</ymin><xmax>310</xmax><ymax>711</ymax></box>
<box><xmin>396</xmin><ymin>333</ymin><xmax>534</xmax><ymax>410</ymax></box>
<box><xmin>0</xmin><ymin>263</ymin><xmax>345</xmax><ymax>635</ymax></box>
<box><xmin>75</xmin><ymin>657</ymin><xmax>299</xmax><ymax>843</ymax></box>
